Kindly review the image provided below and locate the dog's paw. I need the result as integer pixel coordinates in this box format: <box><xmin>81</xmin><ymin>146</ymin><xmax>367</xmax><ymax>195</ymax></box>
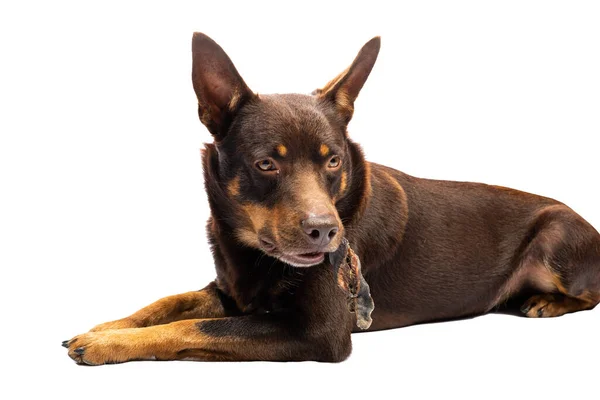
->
<box><xmin>521</xmin><ymin>294</ymin><xmax>565</xmax><ymax>318</ymax></box>
<box><xmin>89</xmin><ymin>317</ymin><xmax>139</xmax><ymax>332</ymax></box>
<box><xmin>64</xmin><ymin>330</ymin><xmax>138</xmax><ymax>366</ymax></box>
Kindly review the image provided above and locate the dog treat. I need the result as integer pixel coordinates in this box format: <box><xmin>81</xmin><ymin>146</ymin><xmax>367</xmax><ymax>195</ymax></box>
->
<box><xmin>328</xmin><ymin>238</ymin><xmax>374</xmax><ymax>330</ymax></box>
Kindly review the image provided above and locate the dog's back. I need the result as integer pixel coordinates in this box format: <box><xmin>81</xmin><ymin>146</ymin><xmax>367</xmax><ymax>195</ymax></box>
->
<box><xmin>357</xmin><ymin>164</ymin><xmax>599</xmax><ymax>329</ymax></box>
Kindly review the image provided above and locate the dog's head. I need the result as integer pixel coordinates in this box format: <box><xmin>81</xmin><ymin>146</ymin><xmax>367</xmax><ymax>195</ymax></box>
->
<box><xmin>193</xmin><ymin>33</ymin><xmax>379</xmax><ymax>267</ymax></box>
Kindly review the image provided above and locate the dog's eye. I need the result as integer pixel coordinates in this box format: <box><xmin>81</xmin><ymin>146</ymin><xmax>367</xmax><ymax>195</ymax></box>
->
<box><xmin>255</xmin><ymin>159</ymin><xmax>278</xmax><ymax>172</ymax></box>
<box><xmin>328</xmin><ymin>155</ymin><xmax>341</xmax><ymax>169</ymax></box>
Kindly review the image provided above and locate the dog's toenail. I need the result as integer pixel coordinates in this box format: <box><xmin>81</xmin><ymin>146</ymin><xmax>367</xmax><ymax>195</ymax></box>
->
<box><xmin>74</xmin><ymin>347</ymin><xmax>85</xmax><ymax>355</ymax></box>
<box><xmin>537</xmin><ymin>308</ymin><xmax>544</xmax><ymax>317</ymax></box>
<box><xmin>62</xmin><ymin>340</ymin><xmax>69</xmax><ymax>348</ymax></box>
<box><xmin>520</xmin><ymin>305</ymin><xmax>531</xmax><ymax>314</ymax></box>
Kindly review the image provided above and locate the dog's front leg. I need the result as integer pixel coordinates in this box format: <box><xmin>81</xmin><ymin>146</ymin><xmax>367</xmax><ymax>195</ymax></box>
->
<box><xmin>66</xmin><ymin>315</ymin><xmax>351</xmax><ymax>364</ymax></box>
<box><xmin>88</xmin><ymin>282</ymin><xmax>230</xmax><ymax>332</ymax></box>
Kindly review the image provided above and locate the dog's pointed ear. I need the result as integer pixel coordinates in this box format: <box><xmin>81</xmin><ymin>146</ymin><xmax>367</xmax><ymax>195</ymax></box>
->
<box><xmin>313</xmin><ymin>37</ymin><xmax>381</xmax><ymax>124</ymax></box>
<box><xmin>192</xmin><ymin>33</ymin><xmax>256</xmax><ymax>137</ymax></box>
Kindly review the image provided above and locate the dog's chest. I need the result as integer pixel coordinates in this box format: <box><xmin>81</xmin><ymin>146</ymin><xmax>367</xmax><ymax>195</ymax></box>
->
<box><xmin>219</xmin><ymin>269</ymin><xmax>303</xmax><ymax>315</ymax></box>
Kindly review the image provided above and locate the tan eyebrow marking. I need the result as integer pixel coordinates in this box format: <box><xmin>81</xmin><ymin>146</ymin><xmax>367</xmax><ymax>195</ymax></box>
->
<box><xmin>277</xmin><ymin>144</ymin><xmax>288</xmax><ymax>157</ymax></box>
<box><xmin>319</xmin><ymin>144</ymin><xmax>330</xmax><ymax>157</ymax></box>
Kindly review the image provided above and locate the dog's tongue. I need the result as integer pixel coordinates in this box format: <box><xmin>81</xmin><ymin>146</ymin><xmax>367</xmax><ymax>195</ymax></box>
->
<box><xmin>328</xmin><ymin>238</ymin><xmax>374</xmax><ymax>330</ymax></box>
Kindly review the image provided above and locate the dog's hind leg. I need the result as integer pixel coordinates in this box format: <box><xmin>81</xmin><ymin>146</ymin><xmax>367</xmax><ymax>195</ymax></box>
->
<box><xmin>521</xmin><ymin>292</ymin><xmax>598</xmax><ymax>317</ymax></box>
<box><xmin>519</xmin><ymin>205</ymin><xmax>600</xmax><ymax>318</ymax></box>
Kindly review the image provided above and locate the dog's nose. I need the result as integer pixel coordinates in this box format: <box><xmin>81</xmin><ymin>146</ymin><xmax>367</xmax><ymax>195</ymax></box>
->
<box><xmin>301</xmin><ymin>215</ymin><xmax>339</xmax><ymax>246</ymax></box>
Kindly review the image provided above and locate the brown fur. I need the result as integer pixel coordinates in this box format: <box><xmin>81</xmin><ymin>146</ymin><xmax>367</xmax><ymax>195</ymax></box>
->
<box><xmin>64</xmin><ymin>33</ymin><xmax>600</xmax><ymax>365</ymax></box>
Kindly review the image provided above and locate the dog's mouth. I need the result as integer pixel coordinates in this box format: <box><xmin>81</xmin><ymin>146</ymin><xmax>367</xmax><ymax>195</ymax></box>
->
<box><xmin>278</xmin><ymin>252</ymin><xmax>326</xmax><ymax>268</ymax></box>
<box><xmin>259</xmin><ymin>238</ymin><xmax>333</xmax><ymax>267</ymax></box>
<box><xmin>259</xmin><ymin>236</ymin><xmax>341</xmax><ymax>268</ymax></box>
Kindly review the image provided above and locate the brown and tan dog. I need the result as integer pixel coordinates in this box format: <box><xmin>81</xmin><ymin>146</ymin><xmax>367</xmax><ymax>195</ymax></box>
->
<box><xmin>64</xmin><ymin>33</ymin><xmax>600</xmax><ymax>365</ymax></box>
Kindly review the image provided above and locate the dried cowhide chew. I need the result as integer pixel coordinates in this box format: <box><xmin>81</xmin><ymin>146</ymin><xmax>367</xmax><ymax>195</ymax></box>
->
<box><xmin>328</xmin><ymin>238</ymin><xmax>374</xmax><ymax>330</ymax></box>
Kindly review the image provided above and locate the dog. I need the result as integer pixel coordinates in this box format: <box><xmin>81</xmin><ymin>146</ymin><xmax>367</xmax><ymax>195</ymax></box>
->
<box><xmin>64</xmin><ymin>33</ymin><xmax>600</xmax><ymax>365</ymax></box>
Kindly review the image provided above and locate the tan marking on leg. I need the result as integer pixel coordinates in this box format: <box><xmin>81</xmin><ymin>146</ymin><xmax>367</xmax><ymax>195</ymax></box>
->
<box><xmin>548</xmin><ymin>268</ymin><xmax>570</xmax><ymax>294</ymax></box>
<box><xmin>69</xmin><ymin>320</ymin><xmax>214</xmax><ymax>365</ymax></box>
<box><xmin>227</xmin><ymin>176</ymin><xmax>240</xmax><ymax>197</ymax></box>
<box><xmin>522</xmin><ymin>293</ymin><xmax>597</xmax><ymax>318</ymax></box>
<box><xmin>68</xmin><ymin>316</ymin><xmax>309</xmax><ymax>364</ymax></box>
<box><xmin>319</xmin><ymin>144</ymin><xmax>330</xmax><ymax>157</ymax></box>
<box><xmin>89</xmin><ymin>317</ymin><xmax>139</xmax><ymax>332</ymax></box>
<box><xmin>526</xmin><ymin>259</ymin><xmax>575</xmax><ymax>295</ymax></box>
<box><xmin>90</xmin><ymin>286</ymin><xmax>227</xmax><ymax>332</ymax></box>
<box><xmin>578</xmin><ymin>290</ymin><xmax>600</xmax><ymax>304</ymax></box>
<box><xmin>515</xmin><ymin>263</ymin><xmax>600</xmax><ymax>317</ymax></box>
<box><xmin>277</xmin><ymin>144</ymin><xmax>288</xmax><ymax>157</ymax></box>
<box><xmin>493</xmin><ymin>203</ymin><xmax>600</xmax><ymax>315</ymax></box>
<box><xmin>489</xmin><ymin>261</ymin><xmax>558</xmax><ymax>310</ymax></box>
<box><xmin>531</xmin><ymin>261</ymin><xmax>561</xmax><ymax>291</ymax></box>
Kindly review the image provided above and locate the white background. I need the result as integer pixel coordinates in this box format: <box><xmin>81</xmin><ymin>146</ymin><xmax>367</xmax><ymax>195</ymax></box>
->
<box><xmin>1</xmin><ymin>1</ymin><xmax>598</xmax><ymax>399</ymax></box>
